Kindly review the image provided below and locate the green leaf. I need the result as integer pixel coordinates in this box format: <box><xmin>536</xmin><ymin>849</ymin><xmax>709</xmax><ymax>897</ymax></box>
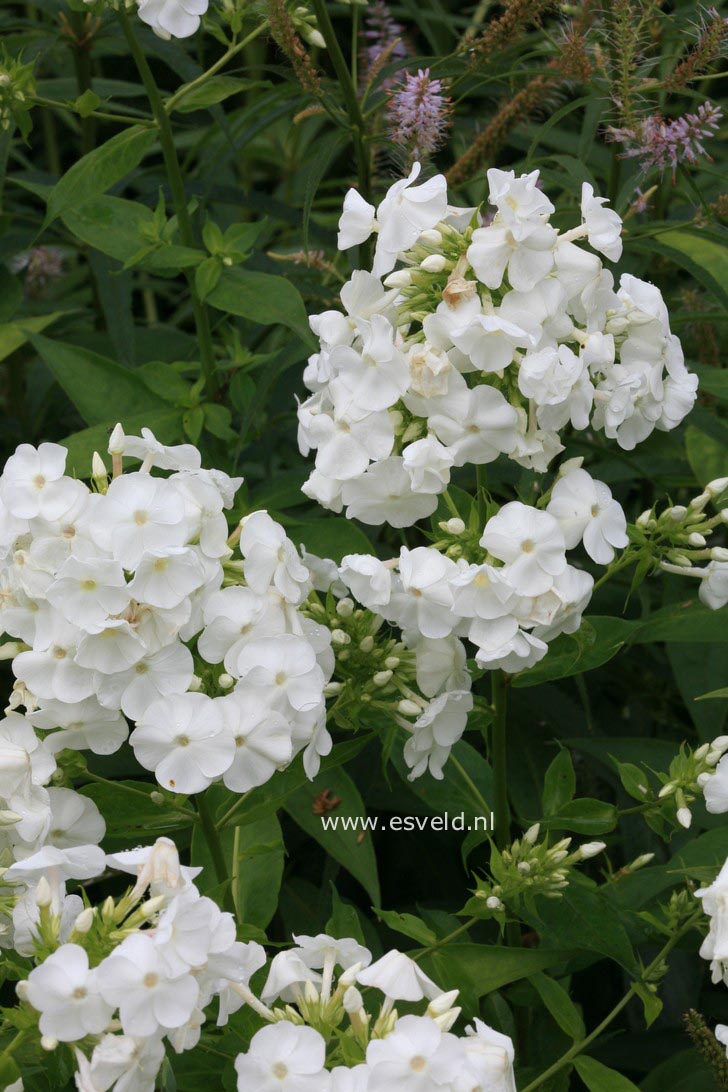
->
<box><xmin>531</xmin><ymin>972</ymin><xmax>585</xmax><ymax>1040</ymax></box>
<box><xmin>542</xmin><ymin>750</ymin><xmax>575</xmax><ymax>817</ymax></box>
<box><xmin>392</xmin><ymin>739</ymin><xmax>494</xmax><ymax>825</ymax></box>
<box><xmin>636</xmin><ymin>229</ymin><xmax>728</xmax><ymax>310</ymax></box>
<box><xmin>195</xmin><ymin>256</ymin><xmax>223</xmax><ymax>301</ymax></box>
<box><xmin>573</xmin><ymin>1056</ymin><xmax>640</xmax><ymax>1091</ymax></box>
<box><xmin>540</xmin><ymin>798</ymin><xmax>618</xmax><ymax>835</ymax></box>
<box><xmin>697</xmin><ymin>687</ymin><xmax>728</xmax><ymax>700</ymax></box>
<box><xmin>75</xmin><ymin>89</ymin><xmax>102</xmax><ymax>116</ymax></box>
<box><xmin>285</xmin><ymin>516</ymin><xmax>372</xmax><ymax>563</ymax></box>
<box><xmin>327</xmin><ymin>887</ymin><xmax>367</xmax><ymax>945</ymax></box>
<box><xmin>30</xmin><ymin>333</ymin><xmax>171</xmax><ymax>427</ymax></box>
<box><xmin>419</xmin><ymin>943</ymin><xmax>569</xmax><ymax>1000</ymax></box>
<box><xmin>62</xmin><ymin>195</ymin><xmax>203</xmax><ymax>271</ymax></box>
<box><xmin>522</xmin><ymin>881</ymin><xmax>636</xmax><ymax>971</ymax></box>
<box><xmin>173</xmin><ymin>76</ymin><xmax>266</xmax><ymax>113</ymax></box>
<box><xmin>78</xmin><ymin>780</ymin><xmax>190</xmax><ymax>852</ymax></box>
<box><xmin>685</xmin><ymin>424</ymin><xmax>728</xmax><ymax>487</ymax></box>
<box><xmin>45</xmin><ymin>126</ymin><xmax>157</xmax><ymax>226</ymax></box>
<box><xmin>513</xmin><ymin>617</ymin><xmax>632</xmax><ymax>688</ymax></box>
<box><xmin>207</xmin><ymin>267</ymin><xmax>315</xmax><ymax>347</ymax></box>
<box><xmin>284</xmin><ymin>766</ymin><xmax>381</xmax><ymax>905</ymax></box>
<box><xmin>0</xmin><ymin>312</ymin><xmax>66</xmax><ymax>363</ymax></box>
<box><xmin>374</xmin><ymin>909</ymin><xmax>437</xmax><ymax>947</ymax></box>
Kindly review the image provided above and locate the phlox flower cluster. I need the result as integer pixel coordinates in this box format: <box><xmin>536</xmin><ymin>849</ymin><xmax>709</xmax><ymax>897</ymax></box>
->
<box><xmin>12</xmin><ymin>837</ymin><xmax>271</xmax><ymax>1090</ymax></box>
<box><xmin>232</xmin><ymin>933</ymin><xmax>517</xmax><ymax>1092</ymax></box>
<box><xmin>298</xmin><ymin>165</ymin><xmax>697</xmax><ymax>526</ymax></box>
<box><xmin>0</xmin><ymin>429</ymin><xmax>335</xmax><ymax>809</ymax></box>
<box><xmin>332</xmin><ymin>463</ymin><xmax>629</xmax><ymax>778</ymax></box>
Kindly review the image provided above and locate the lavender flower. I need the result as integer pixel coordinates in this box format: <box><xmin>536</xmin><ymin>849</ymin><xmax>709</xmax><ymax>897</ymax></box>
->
<box><xmin>387</xmin><ymin>68</ymin><xmax>451</xmax><ymax>163</ymax></box>
<box><xmin>361</xmin><ymin>0</ymin><xmax>408</xmax><ymax>85</ymax></box>
<box><xmin>608</xmin><ymin>101</ymin><xmax>723</xmax><ymax>177</ymax></box>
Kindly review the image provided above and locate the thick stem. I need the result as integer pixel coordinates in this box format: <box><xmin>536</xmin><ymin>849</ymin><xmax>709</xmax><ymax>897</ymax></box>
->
<box><xmin>196</xmin><ymin>792</ymin><xmax>235</xmax><ymax>914</ymax></box>
<box><xmin>69</xmin><ymin>11</ymin><xmax>96</xmax><ymax>156</ymax></box>
<box><xmin>117</xmin><ymin>10</ymin><xmax>218</xmax><ymax>397</ymax></box>
<box><xmin>491</xmin><ymin>670</ymin><xmax>510</xmax><ymax>849</ymax></box>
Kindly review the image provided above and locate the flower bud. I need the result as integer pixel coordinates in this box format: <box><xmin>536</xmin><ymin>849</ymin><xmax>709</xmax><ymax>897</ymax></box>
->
<box><xmin>41</xmin><ymin>1036</ymin><xmax>58</xmax><ymax>1051</ymax></box>
<box><xmin>427</xmin><ymin>989</ymin><xmax>460</xmax><ymax>1017</ymax></box>
<box><xmin>523</xmin><ymin>823</ymin><xmax>540</xmax><ymax>844</ymax></box>
<box><xmin>73</xmin><ymin>907</ymin><xmax>95</xmax><ymax>934</ymax></box>
<box><xmin>711</xmin><ymin>735</ymin><xmax>728</xmax><ymax>753</ymax></box>
<box><xmin>373</xmin><ymin>670</ymin><xmax>393</xmax><ymax>687</ymax></box>
<box><xmin>420</xmin><ymin>254</ymin><xmax>447</xmax><ymax>273</ymax></box>
<box><xmin>667</xmin><ymin>505</ymin><xmax>688</xmax><ymax>522</ymax></box>
<box><xmin>694</xmin><ymin>743</ymin><xmax>710</xmax><ymax>760</ymax></box>
<box><xmin>218</xmin><ymin>673</ymin><xmax>235</xmax><ymax>690</ymax></box>
<box><xmin>579</xmin><ymin>841</ymin><xmax>606</xmax><ymax>859</ymax></box>
<box><xmin>636</xmin><ymin>509</ymin><xmax>653</xmax><ymax>528</ymax></box>
<box><xmin>359</xmin><ymin>635</ymin><xmax>374</xmax><ymax>653</ymax></box>
<box><xmin>383</xmin><ymin>270</ymin><xmax>412</xmax><ymax>289</ymax></box>
<box><xmin>188</xmin><ymin>675</ymin><xmax>203</xmax><ymax>692</ymax></box>
<box><xmin>445</xmin><ymin>517</ymin><xmax>465</xmax><ymax>535</ymax></box>
<box><xmin>658</xmin><ymin>781</ymin><xmax>676</xmax><ymax>798</ymax></box>
<box><xmin>141</xmin><ymin>894</ymin><xmax>168</xmax><ymax>920</ymax></box>
<box><xmin>677</xmin><ymin>806</ymin><xmax>692</xmax><ymax>829</ymax></box>
<box><xmin>108</xmin><ymin>423</ymin><xmax>125</xmax><ymax>455</ymax></box>
<box><xmin>35</xmin><ymin>876</ymin><xmax>52</xmax><ymax>908</ymax></box>
<box><xmin>688</xmin><ymin>491</ymin><xmax>710</xmax><ymax>512</ymax></box>
<box><xmin>331</xmin><ymin>629</ymin><xmax>351</xmax><ymax>646</ymax></box>
<box><xmin>486</xmin><ymin>895</ymin><xmax>504</xmax><ymax>911</ymax></box>
<box><xmin>323</xmin><ymin>681</ymin><xmax>343</xmax><ymax>696</ymax></box>
<box><xmin>629</xmin><ymin>853</ymin><xmax>655</xmax><ymax>871</ymax></box>
<box><xmin>343</xmin><ymin>986</ymin><xmax>364</xmax><ymax>1013</ymax></box>
<box><xmin>384</xmin><ymin>656</ymin><xmax>400</xmax><ymax>670</ymax></box>
<box><xmin>711</xmin><ymin>547</ymin><xmax>728</xmax><ymax>562</ymax></box>
<box><xmin>339</xmin><ymin>962</ymin><xmax>363</xmax><ymax>988</ymax></box>
<box><xmin>420</xmin><ymin>229</ymin><xmax>443</xmax><ymax>245</ymax></box>
<box><xmin>336</xmin><ymin>597</ymin><xmax>354</xmax><ymax>618</ymax></box>
<box><xmin>688</xmin><ymin>532</ymin><xmax>706</xmax><ymax>547</ymax></box>
<box><xmin>707</xmin><ymin>477</ymin><xmax>728</xmax><ymax>497</ymax></box>
<box><xmin>398</xmin><ymin>699</ymin><xmax>421</xmax><ymax>717</ymax></box>
<box><xmin>91</xmin><ymin>452</ymin><xmax>107</xmax><ymax>482</ymax></box>
<box><xmin>697</xmin><ymin>772</ymin><xmax>711</xmax><ymax>787</ymax></box>
<box><xmin>15</xmin><ymin>980</ymin><xmax>29</xmax><ymax>1002</ymax></box>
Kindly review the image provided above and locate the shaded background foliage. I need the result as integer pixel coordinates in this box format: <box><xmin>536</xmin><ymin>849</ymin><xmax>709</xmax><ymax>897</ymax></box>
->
<box><xmin>0</xmin><ymin>0</ymin><xmax>727</xmax><ymax>1087</ymax></box>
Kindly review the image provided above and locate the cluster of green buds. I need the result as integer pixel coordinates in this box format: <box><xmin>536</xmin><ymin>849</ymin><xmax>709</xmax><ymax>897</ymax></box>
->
<box><xmin>616</xmin><ymin>735</ymin><xmax>728</xmax><ymax>832</ymax></box>
<box><xmin>384</xmin><ymin>220</ymin><xmax>478</xmax><ymax>334</ymax></box>
<box><xmin>282</xmin><ymin>0</ymin><xmax>325</xmax><ymax>48</ymax></box>
<box><xmin>657</xmin><ymin>736</ymin><xmax>728</xmax><ymax>829</ymax></box>
<box><xmin>14</xmin><ymin>878</ymin><xmax>163</xmax><ymax>969</ymax></box>
<box><xmin>633</xmin><ymin>477</ymin><xmax>728</xmax><ymax>585</ymax></box>
<box><xmin>303</xmin><ymin>592</ymin><xmax>419</xmax><ymax>731</ymax></box>
<box><xmin>0</xmin><ymin>50</ymin><xmax>35</xmax><ymax>140</ymax></box>
<box><xmin>464</xmin><ymin>823</ymin><xmax>606</xmax><ymax>921</ymax></box>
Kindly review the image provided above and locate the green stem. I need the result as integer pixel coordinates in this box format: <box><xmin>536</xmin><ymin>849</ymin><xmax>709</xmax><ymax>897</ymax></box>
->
<box><xmin>215</xmin><ymin>788</ymin><xmax>252</xmax><ymax>832</ymax></box>
<box><xmin>521</xmin><ymin>912</ymin><xmax>702</xmax><ymax>1091</ymax></box>
<box><xmin>117</xmin><ymin>9</ymin><xmax>218</xmax><ymax>398</ymax></box>
<box><xmin>416</xmin><ymin>917</ymin><xmax>477</xmax><ymax>959</ymax></box>
<box><xmin>82</xmin><ymin>770</ymin><xmax>197</xmax><ymax>821</ymax></box>
<box><xmin>309</xmin><ymin>0</ymin><xmax>371</xmax><ymax>207</ymax></box>
<box><xmin>1</xmin><ymin>1029</ymin><xmax>27</xmax><ymax>1059</ymax></box>
<box><xmin>31</xmin><ymin>95</ymin><xmax>154</xmax><ymax>128</ymax></box>
<box><xmin>69</xmin><ymin>11</ymin><xmax>96</xmax><ymax>155</ymax></box>
<box><xmin>449</xmin><ymin>753</ymin><xmax>492</xmax><ymax>819</ymax></box>
<box><xmin>164</xmin><ymin>19</ymin><xmax>270</xmax><ymax>114</ymax></box>
<box><xmin>491</xmin><ymin>670</ymin><xmax>510</xmax><ymax>849</ymax></box>
<box><xmin>196</xmin><ymin>792</ymin><xmax>235</xmax><ymax>913</ymax></box>
<box><xmin>592</xmin><ymin>550</ymin><xmax>637</xmax><ymax>592</ymax></box>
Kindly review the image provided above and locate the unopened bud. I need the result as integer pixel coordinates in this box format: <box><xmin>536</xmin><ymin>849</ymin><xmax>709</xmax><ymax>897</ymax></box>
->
<box><xmin>636</xmin><ymin>509</ymin><xmax>653</xmax><ymax>528</ymax></box>
<box><xmin>711</xmin><ymin>547</ymin><xmax>728</xmax><ymax>562</ymax></box>
<box><xmin>108</xmin><ymin>422</ymin><xmax>125</xmax><ymax>455</ymax></box>
<box><xmin>373</xmin><ymin>670</ymin><xmax>393</xmax><ymax>687</ymax></box>
<box><xmin>426</xmin><ymin>989</ymin><xmax>460</xmax><ymax>1017</ymax></box>
<box><xmin>420</xmin><ymin>254</ymin><xmax>447</xmax><ymax>273</ymax></box>
<box><xmin>91</xmin><ymin>452</ymin><xmax>107</xmax><ymax>481</ymax></box>
<box><xmin>0</xmin><ymin>642</ymin><xmax>22</xmax><ymax>661</ymax></box>
<box><xmin>339</xmin><ymin>962</ymin><xmax>363</xmax><ymax>988</ymax></box>
<box><xmin>579</xmin><ymin>841</ymin><xmax>606</xmax><ymax>859</ymax></box>
<box><xmin>73</xmin><ymin>907</ymin><xmax>95</xmax><ymax>934</ymax></box>
<box><xmin>707</xmin><ymin>477</ymin><xmax>728</xmax><ymax>497</ymax></box>
<box><xmin>384</xmin><ymin>656</ymin><xmax>400</xmax><ymax>670</ymax></box>
<box><xmin>523</xmin><ymin>823</ymin><xmax>540</xmax><ymax>844</ymax></box>
<box><xmin>15</xmin><ymin>980</ymin><xmax>29</xmax><ymax>1002</ymax></box>
<box><xmin>689</xmin><ymin>491</ymin><xmax>710</xmax><ymax>512</ymax></box>
<box><xmin>150</xmin><ymin>791</ymin><xmax>165</xmax><ymax>805</ymax></box>
<box><xmin>323</xmin><ymin>681</ymin><xmax>343</xmax><ymax>696</ymax></box>
<box><xmin>629</xmin><ymin>853</ymin><xmax>655</xmax><ymax>871</ymax></box>
<box><xmin>667</xmin><ymin>505</ymin><xmax>688</xmax><ymax>522</ymax></box>
<box><xmin>658</xmin><ymin>781</ymin><xmax>676</xmax><ymax>798</ymax></box>
<box><xmin>188</xmin><ymin>675</ymin><xmax>203</xmax><ymax>692</ymax></box>
<box><xmin>398</xmin><ymin>699</ymin><xmax>421</xmax><ymax>717</ymax></box>
<box><xmin>343</xmin><ymin>986</ymin><xmax>364</xmax><ymax>1013</ymax></box>
<box><xmin>331</xmin><ymin>629</ymin><xmax>350</xmax><ymax>646</ymax></box>
<box><xmin>383</xmin><ymin>270</ymin><xmax>412</xmax><ymax>289</ymax></box>
<box><xmin>486</xmin><ymin>895</ymin><xmax>504</xmax><ymax>911</ymax></box>
<box><xmin>688</xmin><ymin>532</ymin><xmax>706</xmax><ymax>547</ymax></box>
<box><xmin>336</xmin><ymin>598</ymin><xmax>354</xmax><ymax>618</ymax></box>
<box><xmin>677</xmin><ymin>806</ymin><xmax>692</xmax><ymax>829</ymax></box>
<box><xmin>420</xmin><ymin>229</ymin><xmax>443</xmax><ymax>245</ymax></box>
<box><xmin>218</xmin><ymin>673</ymin><xmax>234</xmax><ymax>690</ymax></box>
<box><xmin>711</xmin><ymin>735</ymin><xmax>728</xmax><ymax>753</ymax></box>
<box><xmin>141</xmin><ymin>894</ymin><xmax>167</xmax><ymax>920</ymax></box>
<box><xmin>35</xmin><ymin>876</ymin><xmax>52</xmax><ymax>908</ymax></box>
<box><xmin>41</xmin><ymin>1036</ymin><xmax>59</xmax><ymax>1051</ymax></box>
<box><xmin>359</xmin><ymin>635</ymin><xmax>374</xmax><ymax>653</ymax></box>
<box><xmin>445</xmin><ymin>517</ymin><xmax>465</xmax><ymax>535</ymax></box>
